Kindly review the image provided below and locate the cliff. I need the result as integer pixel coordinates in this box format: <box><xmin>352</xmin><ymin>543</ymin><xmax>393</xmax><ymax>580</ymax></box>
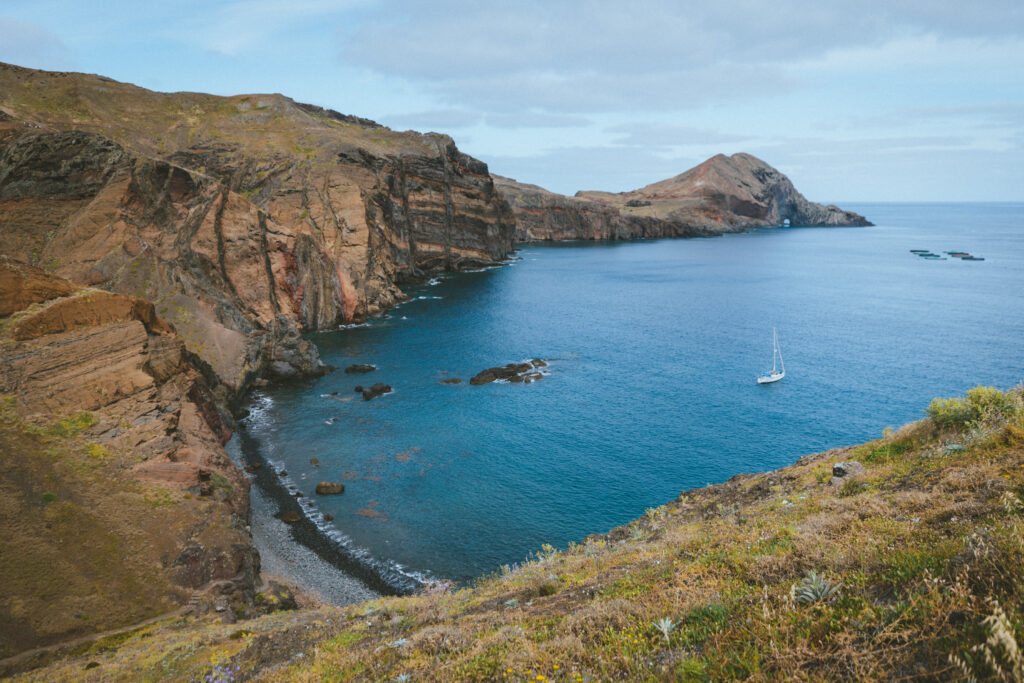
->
<box><xmin>500</xmin><ymin>153</ymin><xmax>870</xmax><ymax>241</ymax></box>
<box><xmin>494</xmin><ymin>175</ymin><xmax>719</xmax><ymax>241</ymax></box>
<box><xmin>0</xmin><ymin>259</ymin><xmax>261</xmax><ymax>659</ymax></box>
<box><xmin>0</xmin><ymin>62</ymin><xmax>515</xmax><ymax>392</ymax></box>
<box><xmin>9</xmin><ymin>386</ymin><xmax>1023</xmax><ymax>680</ymax></box>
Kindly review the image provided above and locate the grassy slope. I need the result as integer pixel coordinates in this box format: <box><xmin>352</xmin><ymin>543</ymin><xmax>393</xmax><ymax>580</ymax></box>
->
<box><xmin>12</xmin><ymin>388</ymin><xmax>1024</xmax><ymax>681</ymax></box>
<box><xmin>0</xmin><ymin>62</ymin><xmax>448</xmax><ymax>168</ymax></box>
<box><xmin>0</xmin><ymin>398</ymin><xmax>187</xmax><ymax>659</ymax></box>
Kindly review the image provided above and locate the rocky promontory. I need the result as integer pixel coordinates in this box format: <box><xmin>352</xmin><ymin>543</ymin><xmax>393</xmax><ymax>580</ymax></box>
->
<box><xmin>0</xmin><ymin>62</ymin><xmax>515</xmax><ymax>393</ymax></box>
<box><xmin>499</xmin><ymin>153</ymin><xmax>870</xmax><ymax>241</ymax></box>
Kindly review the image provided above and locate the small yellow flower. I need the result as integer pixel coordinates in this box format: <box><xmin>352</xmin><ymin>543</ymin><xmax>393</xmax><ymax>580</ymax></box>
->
<box><xmin>553</xmin><ymin>664</ymin><xmax>560</xmax><ymax>669</ymax></box>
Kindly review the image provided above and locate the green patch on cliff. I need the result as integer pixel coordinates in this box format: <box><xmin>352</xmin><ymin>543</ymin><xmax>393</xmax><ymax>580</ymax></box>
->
<box><xmin>0</xmin><ymin>399</ymin><xmax>188</xmax><ymax>659</ymax></box>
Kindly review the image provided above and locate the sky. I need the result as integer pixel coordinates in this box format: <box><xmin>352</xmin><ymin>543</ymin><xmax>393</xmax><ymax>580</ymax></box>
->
<box><xmin>1</xmin><ymin>1</ymin><xmax>1022</xmax><ymax>201</ymax></box>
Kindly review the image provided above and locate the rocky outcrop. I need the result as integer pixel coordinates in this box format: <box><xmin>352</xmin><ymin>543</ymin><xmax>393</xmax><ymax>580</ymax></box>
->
<box><xmin>470</xmin><ymin>360</ymin><xmax>547</xmax><ymax>385</ymax></box>
<box><xmin>0</xmin><ymin>62</ymin><xmax>515</xmax><ymax>392</ymax></box>
<box><xmin>0</xmin><ymin>260</ymin><xmax>259</xmax><ymax>655</ymax></box>
<box><xmin>498</xmin><ymin>153</ymin><xmax>870</xmax><ymax>241</ymax></box>
<box><xmin>361</xmin><ymin>382</ymin><xmax>392</xmax><ymax>400</ymax></box>
<box><xmin>344</xmin><ymin>364</ymin><xmax>377</xmax><ymax>374</ymax></box>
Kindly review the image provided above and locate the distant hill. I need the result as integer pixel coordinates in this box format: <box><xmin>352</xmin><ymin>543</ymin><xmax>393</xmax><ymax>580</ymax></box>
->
<box><xmin>498</xmin><ymin>153</ymin><xmax>870</xmax><ymax>241</ymax></box>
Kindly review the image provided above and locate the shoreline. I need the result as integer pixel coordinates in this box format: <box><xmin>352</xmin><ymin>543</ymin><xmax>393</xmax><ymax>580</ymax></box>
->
<box><xmin>226</xmin><ymin>418</ymin><xmax>409</xmax><ymax>604</ymax></box>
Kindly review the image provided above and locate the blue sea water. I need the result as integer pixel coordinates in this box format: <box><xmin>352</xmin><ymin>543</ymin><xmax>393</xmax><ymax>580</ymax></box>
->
<box><xmin>240</xmin><ymin>202</ymin><xmax>1024</xmax><ymax>590</ymax></box>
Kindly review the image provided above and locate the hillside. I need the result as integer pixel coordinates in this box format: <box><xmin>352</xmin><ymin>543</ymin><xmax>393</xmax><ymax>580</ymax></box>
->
<box><xmin>499</xmin><ymin>153</ymin><xmax>870</xmax><ymax>242</ymax></box>
<box><xmin>6</xmin><ymin>386</ymin><xmax>1023</xmax><ymax>680</ymax></box>
<box><xmin>0</xmin><ymin>62</ymin><xmax>515</xmax><ymax>392</ymax></box>
<box><xmin>0</xmin><ymin>259</ymin><xmax>270</xmax><ymax>659</ymax></box>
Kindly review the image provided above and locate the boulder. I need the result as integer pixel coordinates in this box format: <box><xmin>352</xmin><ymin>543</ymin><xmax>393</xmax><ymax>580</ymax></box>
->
<box><xmin>280</xmin><ymin>511</ymin><xmax>302</xmax><ymax>523</ymax></box>
<box><xmin>440</xmin><ymin>378</ymin><xmax>462</xmax><ymax>385</ymax></box>
<box><xmin>315</xmin><ymin>481</ymin><xmax>345</xmax><ymax>495</ymax></box>
<box><xmin>832</xmin><ymin>461</ymin><xmax>866</xmax><ymax>478</ymax></box>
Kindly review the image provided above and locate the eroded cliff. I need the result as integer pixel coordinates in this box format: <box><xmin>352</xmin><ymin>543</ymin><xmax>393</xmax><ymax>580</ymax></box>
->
<box><xmin>0</xmin><ymin>259</ymin><xmax>258</xmax><ymax>658</ymax></box>
<box><xmin>0</xmin><ymin>62</ymin><xmax>515</xmax><ymax>391</ymax></box>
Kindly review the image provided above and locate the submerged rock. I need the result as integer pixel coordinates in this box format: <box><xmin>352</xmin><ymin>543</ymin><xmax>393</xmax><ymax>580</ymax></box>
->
<box><xmin>315</xmin><ymin>481</ymin><xmax>345</xmax><ymax>495</ymax></box>
<box><xmin>362</xmin><ymin>383</ymin><xmax>392</xmax><ymax>401</ymax></box>
<box><xmin>440</xmin><ymin>378</ymin><xmax>462</xmax><ymax>385</ymax></box>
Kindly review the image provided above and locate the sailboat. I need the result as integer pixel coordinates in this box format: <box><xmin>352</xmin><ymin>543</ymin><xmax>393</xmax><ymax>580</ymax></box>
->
<box><xmin>757</xmin><ymin>328</ymin><xmax>785</xmax><ymax>384</ymax></box>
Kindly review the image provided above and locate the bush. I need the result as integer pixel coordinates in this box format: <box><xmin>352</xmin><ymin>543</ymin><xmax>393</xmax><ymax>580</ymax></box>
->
<box><xmin>927</xmin><ymin>386</ymin><xmax>1019</xmax><ymax>429</ymax></box>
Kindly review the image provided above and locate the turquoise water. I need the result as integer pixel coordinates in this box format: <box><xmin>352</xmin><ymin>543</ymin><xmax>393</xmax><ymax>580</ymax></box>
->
<box><xmin>241</xmin><ymin>203</ymin><xmax>1024</xmax><ymax>590</ymax></box>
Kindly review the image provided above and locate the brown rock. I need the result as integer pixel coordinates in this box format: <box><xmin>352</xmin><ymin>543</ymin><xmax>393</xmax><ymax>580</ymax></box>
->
<box><xmin>0</xmin><ymin>257</ymin><xmax>77</xmax><ymax>316</ymax></box>
<box><xmin>0</xmin><ymin>65</ymin><xmax>515</xmax><ymax>392</ymax></box>
<box><xmin>440</xmin><ymin>378</ymin><xmax>462</xmax><ymax>384</ymax></box>
<box><xmin>315</xmin><ymin>481</ymin><xmax>345</xmax><ymax>495</ymax></box>
<box><xmin>280</xmin><ymin>511</ymin><xmax>302</xmax><ymax>523</ymax></box>
<box><xmin>361</xmin><ymin>383</ymin><xmax>392</xmax><ymax>400</ymax></box>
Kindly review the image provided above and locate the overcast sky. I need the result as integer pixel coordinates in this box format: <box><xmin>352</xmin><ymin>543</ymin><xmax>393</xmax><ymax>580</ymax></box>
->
<box><xmin>1</xmin><ymin>1</ymin><xmax>1022</xmax><ymax>201</ymax></box>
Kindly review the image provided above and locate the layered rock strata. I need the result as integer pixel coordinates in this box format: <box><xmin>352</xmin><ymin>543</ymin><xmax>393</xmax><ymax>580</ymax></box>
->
<box><xmin>0</xmin><ymin>62</ymin><xmax>515</xmax><ymax>391</ymax></box>
<box><xmin>0</xmin><ymin>259</ymin><xmax>258</xmax><ymax>654</ymax></box>
<box><xmin>498</xmin><ymin>153</ymin><xmax>870</xmax><ymax>241</ymax></box>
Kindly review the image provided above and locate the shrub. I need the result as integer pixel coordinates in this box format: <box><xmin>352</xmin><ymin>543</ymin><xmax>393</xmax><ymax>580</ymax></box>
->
<box><xmin>927</xmin><ymin>386</ymin><xmax>1018</xmax><ymax>429</ymax></box>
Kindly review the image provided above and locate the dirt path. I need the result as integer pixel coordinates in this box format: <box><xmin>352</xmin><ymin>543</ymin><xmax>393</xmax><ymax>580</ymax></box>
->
<box><xmin>0</xmin><ymin>605</ymin><xmax>193</xmax><ymax>676</ymax></box>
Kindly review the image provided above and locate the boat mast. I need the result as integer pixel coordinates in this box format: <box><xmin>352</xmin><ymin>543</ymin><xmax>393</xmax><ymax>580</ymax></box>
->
<box><xmin>771</xmin><ymin>327</ymin><xmax>777</xmax><ymax>373</ymax></box>
<box><xmin>777</xmin><ymin>329</ymin><xmax>784</xmax><ymax>374</ymax></box>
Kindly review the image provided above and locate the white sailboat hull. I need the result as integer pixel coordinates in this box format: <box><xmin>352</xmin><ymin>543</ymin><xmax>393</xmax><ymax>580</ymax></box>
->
<box><xmin>757</xmin><ymin>327</ymin><xmax>785</xmax><ymax>384</ymax></box>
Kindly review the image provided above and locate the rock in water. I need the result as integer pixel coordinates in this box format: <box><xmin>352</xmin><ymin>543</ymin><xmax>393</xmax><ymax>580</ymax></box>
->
<box><xmin>440</xmin><ymin>378</ymin><xmax>462</xmax><ymax>384</ymax></box>
<box><xmin>280</xmin><ymin>511</ymin><xmax>302</xmax><ymax>523</ymax></box>
<box><xmin>315</xmin><ymin>482</ymin><xmax>345</xmax><ymax>495</ymax></box>
<box><xmin>470</xmin><ymin>362</ymin><xmax>546</xmax><ymax>385</ymax></box>
<box><xmin>362</xmin><ymin>383</ymin><xmax>392</xmax><ymax>400</ymax></box>
<box><xmin>345</xmin><ymin>364</ymin><xmax>377</xmax><ymax>374</ymax></box>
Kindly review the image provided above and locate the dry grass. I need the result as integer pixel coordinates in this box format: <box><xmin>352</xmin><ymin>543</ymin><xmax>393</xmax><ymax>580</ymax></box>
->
<box><xmin>10</xmin><ymin>386</ymin><xmax>1024</xmax><ymax>681</ymax></box>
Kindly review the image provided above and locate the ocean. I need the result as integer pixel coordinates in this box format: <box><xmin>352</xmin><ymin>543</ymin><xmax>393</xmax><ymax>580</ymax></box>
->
<box><xmin>235</xmin><ymin>202</ymin><xmax>1024</xmax><ymax>592</ymax></box>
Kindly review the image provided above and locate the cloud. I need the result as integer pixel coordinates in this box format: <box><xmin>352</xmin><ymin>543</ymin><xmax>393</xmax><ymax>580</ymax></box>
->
<box><xmin>0</xmin><ymin>16</ymin><xmax>72</xmax><ymax>70</ymax></box>
<box><xmin>336</xmin><ymin>0</ymin><xmax>1024</xmax><ymax>114</ymax></box>
<box><xmin>486</xmin><ymin>112</ymin><xmax>591</xmax><ymax>129</ymax></box>
<box><xmin>485</xmin><ymin>144</ymin><xmax>704</xmax><ymax>195</ymax></box>
<box><xmin>180</xmin><ymin>0</ymin><xmax>369</xmax><ymax>56</ymax></box>
<box><xmin>607</xmin><ymin>123</ymin><xmax>751</xmax><ymax>148</ymax></box>
<box><xmin>381</xmin><ymin>108</ymin><xmax>481</xmax><ymax>131</ymax></box>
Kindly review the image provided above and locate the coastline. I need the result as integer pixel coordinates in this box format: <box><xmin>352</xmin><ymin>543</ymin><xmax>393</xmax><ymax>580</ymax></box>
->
<box><xmin>225</xmin><ymin>406</ymin><xmax>421</xmax><ymax>602</ymax></box>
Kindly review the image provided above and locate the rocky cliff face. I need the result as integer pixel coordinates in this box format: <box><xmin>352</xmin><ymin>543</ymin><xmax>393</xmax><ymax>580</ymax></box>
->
<box><xmin>0</xmin><ymin>258</ymin><xmax>258</xmax><ymax>656</ymax></box>
<box><xmin>494</xmin><ymin>176</ymin><xmax>719</xmax><ymax>241</ymax></box>
<box><xmin>501</xmin><ymin>153</ymin><xmax>870</xmax><ymax>241</ymax></box>
<box><xmin>0</xmin><ymin>62</ymin><xmax>515</xmax><ymax>392</ymax></box>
